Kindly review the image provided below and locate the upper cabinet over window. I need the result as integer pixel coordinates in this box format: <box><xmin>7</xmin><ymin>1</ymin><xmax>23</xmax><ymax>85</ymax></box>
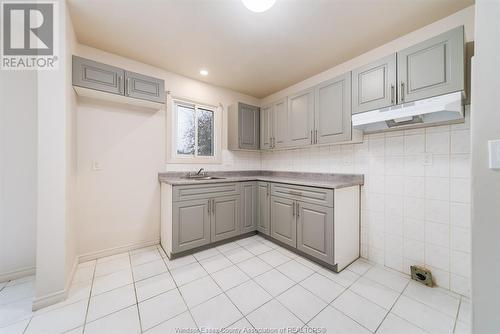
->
<box><xmin>72</xmin><ymin>56</ymin><xmax>165</xmax><ymax>106</ymax></box>
<box><xmin>352</xmin><ymin>26</ymin><xmax>465</xmax><ymax>114</ymax></box>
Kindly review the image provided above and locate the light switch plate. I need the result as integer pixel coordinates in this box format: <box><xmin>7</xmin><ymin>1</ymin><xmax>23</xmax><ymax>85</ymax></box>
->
<box><xmin>488</xmin><ymin>140</ymin><xmax>500</xmax><ymax>170</ymax></box>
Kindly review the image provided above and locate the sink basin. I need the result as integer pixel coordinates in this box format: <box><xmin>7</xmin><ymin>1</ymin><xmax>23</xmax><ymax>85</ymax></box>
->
<box><xmin>182</xmin><ymin>176</ymin><xmax>226</xmax><ymax>180</ymax></box>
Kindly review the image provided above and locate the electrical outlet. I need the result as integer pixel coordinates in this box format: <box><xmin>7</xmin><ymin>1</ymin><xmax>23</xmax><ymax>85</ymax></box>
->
<box><xmin>423</xmin><ymin>153</ymin><xmax>433</xmax><ymax>166</ymax></box>
<box><xmin>92</xmin><ymin>160</ymin><xmax>102</xmax><ymax>171</ymax></box>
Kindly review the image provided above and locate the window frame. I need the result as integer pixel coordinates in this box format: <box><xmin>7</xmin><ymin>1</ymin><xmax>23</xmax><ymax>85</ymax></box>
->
<box><xmin>167</xmin><ymin>97</ymin><xmax>222</xmax><ymax>164</ymax></box>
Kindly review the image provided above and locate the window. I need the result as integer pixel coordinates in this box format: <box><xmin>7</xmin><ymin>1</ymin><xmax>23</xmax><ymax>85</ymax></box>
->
<box><xmin>169</xmin><ymin>98</ymin><xmax>221</xmax><ymax>163</ymax></box>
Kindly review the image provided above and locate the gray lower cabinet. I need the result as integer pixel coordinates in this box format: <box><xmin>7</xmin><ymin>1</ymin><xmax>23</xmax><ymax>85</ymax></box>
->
<box><xmin>398</xmin><ymin>26</ymin><xmax>464</xmax><ymax>103</ymax></box>
<box><xmin>270</xmin><ymin>196</ymin><xmax>296</xmax><ymax>247</ymax></box>
<box><xmin>211</xmin><ymin>195</ymin><xmax>241</xmax><ymax>242</ymax></box>
<box><xmin>287</xmin><ymin>89</ymin><xmax>314</xmax><ymax>147</ymax></box>
<box><xmin>351</xmin><ymin>53</ymin><xmax>397</xmax><ymax>114</ymax></box>
<box><xmin>172</xmin><ymin>199</ymin><xmax>211</xmax><ymax>253</ymax></box>
<box><xmin>314</xmin><ymin>73</ymin><xmax>352</xmax><ymax>144</ymax></box>
<box><xmin>257</xmin><ymin>182</ymin><xmax>271</xmax><ymax>235</ymax></box>
<box><xmin>241</xmin><ymin>182</ymin><xmax>257</xmax><ymax>234</ymax></box>
<box><xmin>73</xmin><ymin>56</ymin><xmax>125</xmax><ymax>95</ymax></box>
<box><xmin>296</xmin><ymin>201</ymin><xmax>334</xmax><ymax>264</ymax></box>
<box><xmin>124</xmin><ymin>71</ymin><xmax>165</xmax><ymax>103</ymax></box>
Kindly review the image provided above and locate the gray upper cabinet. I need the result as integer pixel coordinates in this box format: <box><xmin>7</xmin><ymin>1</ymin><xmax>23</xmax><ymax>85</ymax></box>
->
<box><xmin>239</xmin><ymin>103</ymin><xmax>260</xmax><ymax>150</ymax></box>
<box><xmin>314</xmin><ymin>73</ymin><xmax>352</xmax><ymax>144</ymax></box>
<box><xmin>241</xmin><ymin>182</ymin><xmax>257</xmax><ymax>234</ymax></box>
<box><xmin>73</xmin><ymin>56</ymin><xmax>124</xmax><ymax>95</ymax></box>
<box><xmin>273</xmin><ymin>99</ymin><xmax>289</xmax><ymax>148</ymax></box>
<box><xmin>228</xmin><ymin>103</ymin><xmax>260</xmax><ymax>150</ymax></box>
<box><xmin>72</xmin><ymin>56</ymin><xmax>165</xmax><ymax>105</ymax></box>
<box><xmin>270</xmin><ymin>196</ymin><xmax>296</xmax><ymax>247</ymax></box>
<box><xmin>257</xmin><ymin>182</ymin><xmax>271</xmax><ymax>235</ymax></box>
<box><xmin>260</xmin><ymin>105</ymin><xmax>273</xmax><ymax>150</ymax></box>
<box><xmin>172</xmin><ymin>199</ymin><xmax>211</xmax><ymax>253</ymax></box>
<box><xmin>211</xmin><ymin>195</ymin><xmax>241</xmax><ymax>242</ymax></box>
<box><xmin>287</xmin><ymin>89</ymin><xmax>314</xmax><ymax>147</ymax></box>
<box><xmin>351</xmin><ymin>54</ymin><xmax>397</xmax><ymax>114</ymax></box>
<box><xmin>296</xmin><ymin>202</ymin><xmax>334</xmax><ymax>264</ymax></box>
<box><xmin>398</xmin><ymin>26</ymin><xmax>464</xmax><ymax>103</ymax></box>
<box><xmin>124</xmin><ymin>71</ymin><xmax>165</xmax><ymax>103</ymax></box>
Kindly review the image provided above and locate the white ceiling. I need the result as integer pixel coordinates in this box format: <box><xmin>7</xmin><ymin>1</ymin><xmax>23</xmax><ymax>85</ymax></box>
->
<box><xmin>68</xmin><ymin>0</ymin><xmax>473</xmax><ymax>98</ymax></box>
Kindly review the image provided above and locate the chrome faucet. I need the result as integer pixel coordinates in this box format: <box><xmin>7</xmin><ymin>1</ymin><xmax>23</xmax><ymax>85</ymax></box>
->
<box><xmin>196</xmin><ymin>168</ymin><xmax>205</xmax><ymax>175</ymax></box>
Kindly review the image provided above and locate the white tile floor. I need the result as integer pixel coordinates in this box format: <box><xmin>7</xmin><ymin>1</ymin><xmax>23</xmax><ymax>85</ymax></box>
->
<box><xmin>0</xmin><ymin>234</ymin><xmax>472</xmax><ymax>334</ymax></box>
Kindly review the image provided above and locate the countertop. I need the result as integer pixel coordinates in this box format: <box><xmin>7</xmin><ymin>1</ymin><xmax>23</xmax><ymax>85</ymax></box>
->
<box><xmin>158</xmin><ymin>170</ymin><xmax>364</xmax><ymax>189</ymax></box>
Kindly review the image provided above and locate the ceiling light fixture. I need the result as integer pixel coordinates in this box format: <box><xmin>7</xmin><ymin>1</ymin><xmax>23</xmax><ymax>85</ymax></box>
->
<box><xmin>200</xmin><ymin>69</ymin><xmax>208</xmax><ymax>76</ymax></box>
<box><xmin>241</xmin><ymin>0</ymin><xmax>276</xmax><ymax>13</ymax></box>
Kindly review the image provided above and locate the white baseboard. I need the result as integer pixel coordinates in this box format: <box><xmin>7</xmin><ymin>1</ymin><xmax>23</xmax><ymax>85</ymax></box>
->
<box><xmin>32</xmin><ymin>258</ymin><xmax>78</xmax><ymax>311</ymax></box>
<box><xmin>0</xmin><ymin>266</ymin><xmax>35</xmax><ymax>283</ymax></box>
<box><xmin>78</xmin><ymin>239</ymin><xmax>160</xmax><ymax>263</ymax></box>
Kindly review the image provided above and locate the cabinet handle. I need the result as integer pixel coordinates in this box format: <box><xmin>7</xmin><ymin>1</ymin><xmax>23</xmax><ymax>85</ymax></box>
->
<box><xmin>127</xmin><ymin>78</ymin><xmax>131</xmax><ymax>96</ymax></box>
<box><xmin>310</xmin><ymin>131</ymin><xmax>313</xmax><ymax>145</ymax></box>
<box><xmin>315</xmin><ymin>130</ymin><xmax>318</xmax><ymax>144</ymax></box>
<box><xmin>292</xmin><ymin>202</ymin><xmax>296</xmax><ymax>216</ymax></box>
<box><xmin>208</xmin><ymin>200</ymin><xmax>211</xmax><ymax>214</ymax></box>
<box><xmin>296</xmin><ymin>202</ymin><xmax>300</xmax><ymax>217</ymax></box>
<box><xmin>267</xmin><ymin>184</ymin><xmax>270</xmax><ymax>197</ymax></box>
<box><xmin>212</xmin><ymin>199</ymin><xmax>215</xmax><ymax>215</ymax></box>
<box><xmin>118</xmin><ymin>76</ymin><xmax>122</xmax><ymax>94</ymax></box>
<box><xmin>390</xmin><ymin>85</ymin><xmax>395</xmax><ymax>104</ymax></box>
<box><xmin>400</xmin><ymin>82</ymin><xmax>405</xmax><ymax>103</ymax></box>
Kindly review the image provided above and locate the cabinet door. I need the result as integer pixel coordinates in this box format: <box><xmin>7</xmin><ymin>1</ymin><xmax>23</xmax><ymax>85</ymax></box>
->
<box><xmin>260</xmin><ymin>105</ymin><xmax>273</xmax><ymax>149</ymax></box>
<box><xmin>72</xmin><ymin>56</ymin><xmax>124</xmax><ymax>95</ymax></box>
<box><xmin>172</xmin><ymin>199</ymin><xmax>211</xmax><ymax>253</ymax></box>
<box><xmin>398</xmin><ymin>26</ymin><xmax>464</xmax><ymax>103</ymax></box>
<box><xmin>238</xmin><ymin>103</ymin><xmax>260</xmax><ymax>149</ymax></box>
<box><xmin>315</xmin><ymin>73</ymin><xmax>352</xmax><ymax>144</ymax></box>
<box><xmin>124</xmin><ymin>71</ymin><xmax>165</xmax><ymax>103</ymax></box>
<box><xmin>273</xmin><ymin>99</ymin><xmax>289</xmax><ymax>148</ymax></box>
<box><xmin>241</xmin><ymin>182</ymin><xmax>257</xmax><ymax>234</ymax></box>
<box><xmin>211</xmin><ymin>195</ymin><xmax>240</xmax><ymax>242</ymax></box>
<box><xmin>287</xmin><ymin>89</ymin><xmax>314</xmax><ymax>147</ymax></box>
<box><xmin>351</xmin><ymin>54</ymin><xmax>397</xmax><ymax>114</ymax></box>
<box><xmin>257</xmin><ymin>182</ymin><xmax>271</xmax><ymax>235</ymax></box>
<box><xmin>270</xmin><ymin>196</ymin><xmax>296</xmax><ymax>247</ymax></box>
<box><xmin>296</xmin><ymin>202</ymin><xmax>334</xmax><ymax>264</ymax></box>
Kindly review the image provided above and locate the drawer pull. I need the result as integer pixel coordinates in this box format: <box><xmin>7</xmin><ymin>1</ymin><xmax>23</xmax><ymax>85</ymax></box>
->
<box><xmin>289</xmin><ymin>191</ymin><xmax>302</xmax><ymax>196</ymax></box>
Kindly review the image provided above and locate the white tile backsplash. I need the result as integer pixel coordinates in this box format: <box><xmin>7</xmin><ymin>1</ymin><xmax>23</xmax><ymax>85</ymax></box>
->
<box><xmin>261</xmin><ymin>119</ymin><xmax>471</xmax><ymax>297</ymax></box>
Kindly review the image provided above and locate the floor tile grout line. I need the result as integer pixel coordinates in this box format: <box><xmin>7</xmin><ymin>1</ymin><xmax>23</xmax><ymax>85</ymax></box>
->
<box><xmin>128</xmin><ymin>249</ymin><xmax>144</xmax><ymax>334</ymax></box>
<box><xmin>452</xmin><ymin>296</ymin><xmax>463</xmax><ymax>333</ymax></box>
<box><xmin>372</xmin><ymin>279</ymin><xmax>411</xmax><ymax>333</ymax></box>
<box><xmin>81</xmin><ymin>259</ymin><xmax>98</xmax><ymax>333</ymax></box>
<box><xmin>21</xmin><ymin>316</ymin><xmax>33</xmax><ymax>334</ymax></box>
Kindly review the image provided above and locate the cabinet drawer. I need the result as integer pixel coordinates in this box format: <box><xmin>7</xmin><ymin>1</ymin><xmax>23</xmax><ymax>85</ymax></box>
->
<box><xmin>271</xmin><ymin>183</ymin><xmax>333</xmax><ymax>207</ymax></box>
<box><xmin>173</xmin><ymin>183</ymin><xmax>240</xmax><ymax>202</ymax></box>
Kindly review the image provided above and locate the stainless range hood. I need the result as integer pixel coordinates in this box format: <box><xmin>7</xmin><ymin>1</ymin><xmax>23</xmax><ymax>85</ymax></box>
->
<box><xmin>352</xmin><ymin>91</ymin><xmax>464</xmax><ymax>133</ymax></box>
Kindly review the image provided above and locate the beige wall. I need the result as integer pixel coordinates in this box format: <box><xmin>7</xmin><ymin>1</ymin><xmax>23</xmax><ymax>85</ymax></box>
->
<box><xmin>35</xmin><ymin>0</ymin><xmax>78</xmax><ymax>304</ymax></box>
<box><xmin>0</xmin><ymin>71</ymin><xmax>37</xmax><ymax>282</ymax></box>
<box><xmin>471</xmin><ymin>0</ymin><xmax>500</xmax><ymax>332</ymax></box>
<box><xmin>261</xmin><ymin>5</ymin><xmax>475</xmax><ymax>296</ymax></box>
<box><xmin>74</xmin><ymin>45</ymin><xmax>261</xmax><ymax>258</ymax></box>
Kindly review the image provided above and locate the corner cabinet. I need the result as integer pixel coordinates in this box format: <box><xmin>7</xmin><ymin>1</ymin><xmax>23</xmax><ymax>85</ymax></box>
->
<box><xmin>398</xmin><ymin>26</ymin><xmax>464</xmax><ymax>103</ymax></box>
<box><xmin>241</xmin><ymin>182</ymin><xmax>258</xmax><ymax>234</ymax></box>
<box><xmin>256</xmin><ymin>182</ymin><xmax>271</xmax><ymax>235</ymax></box>
<box><xmin>228</xmin><ymin>103</ymin><xmax>260</xmax><ymax>150</ymax></box>
<box><xmin>72</xmin><ymin>56</ymin><xmax>165</xmax><ymax>106</ymax></box>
